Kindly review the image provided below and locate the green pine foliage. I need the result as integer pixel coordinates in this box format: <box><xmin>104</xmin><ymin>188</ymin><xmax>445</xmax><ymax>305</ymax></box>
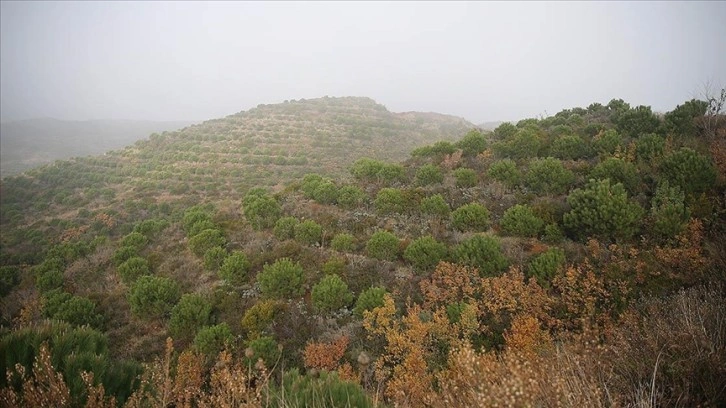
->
<box><xmin>454</xmin><ymin>235</ymin><xmax>508</xmax><ymax>277</ymax></box>
<box><xmin>500</xmin><ymin>204</ymin><xmax>545</xmax><ymax>237</ymax></box>
<box><xmin>311</xmin><ymin>274</ymin><xmax>354</xmax><ymax>313</ymax></box>
<box><xmin>257</xmin><ymin>258</ymin><xmax>305</xmax><ymax>298</ymax></box>
<box><xmin>128</xmin><ymin>275</ymin><xmax>181</xmax><ymax>318</ymax></box>
<box><xmin>403</xmin><ymin>235</ymin><xmax>448</xmax><ymax>272</ymax></box>
<box><xmin>451</xmin><ymin>203</ymin><xmax>491</xmax><ymax>232</ymax></box>
<box><xmin>354</xmin><ymin>286</ymin><xmax>388</xmax><ymax>318</ymax></box>
<box><xmin>366</xmin><ymin>231</ymin><xmax>400</xmax><ymax>261</ymax></box>
<box><xmin>169</xmin><ymin>293</ymin><xmax>212</xmax><ymax>339</ymax></box>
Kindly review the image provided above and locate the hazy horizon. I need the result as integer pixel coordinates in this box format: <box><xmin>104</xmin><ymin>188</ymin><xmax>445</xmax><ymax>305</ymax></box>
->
<box><xmin>2</xmin><ymin>1</ymin><xmax>725</xmax><ymax>125</ymax></box>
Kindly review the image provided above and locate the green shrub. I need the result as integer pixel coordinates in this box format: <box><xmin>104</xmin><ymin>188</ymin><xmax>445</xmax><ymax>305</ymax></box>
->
<box><xmin>243</xmin><ymin>189</ymin><xmax>282</xmax><ymax>230</ymax></box>
<box><xmin>456</xmin><ymin>129</ymin><xmax>488</xmax><ymax>157</ymax></box>
<box><xmin>350</xmin><ymin>158</ymin><xmax>404</xmax><ymax>183</ymax></box>
<box><xmin>112</xmin><ymin>246</ymin><xmax>138</xmax><ymax>266</ymax></box>
<box><xmin>527</xmin><ymin>248</ymin><xmax>566</xmax><ymax>287</ymax></box>
<box><xmin>451</xmin><ymin>203</ymin><xmax>490</xmax><ymax>232</ymax></box>
<box><xmin>590</xmin><ymin>157</ymin><xmax>639</xmax><ymax>193</ymax></box>
<box><xmin>187</xmin><ymin>219</ymin><xmax>216</xmax><ymax>237</ymax></box>
<box><xmin>294</xmin><ymin>220</ymin><xmax>323</xmax><ymax>246</ymax></box>
<box><xmin>0</xmin><ymin>266</ymin><xmax>20</xmax><ymax>297</ymax></box>
<box><xmin>487</xmin><ymin>159</ymin><xmax>520</xmax><ymax>187</ymax></box>
<box><xmin>169</xmin><ymin>293</ymin><xmax>212</xmax><ymax>339</ymax></box>
<box><xmin>493</xmin><ymin>127</ymin><xmax>542</xmax><ymax>159</ymax></box>
<box><xmin>403</xmin><ymin>236</ymin><xmax>448</xmax><ymax>272</ymax></box>
<box><xmin>36</xmin><ymin>268</ymin><xmax>64</xmax><ymax>293</ymax></box>
<box><xmin>182</xmin><ymin>207</ymin><xmax>213</xmax><ymax>234</ymax></box>
<box><xmin>374</xmin><ymin>188</ymin><xmax>407</xmax><ymax>214</ymax></box>
<box><xmin>117</xmin><ymin>256</ymin><xmax>151</xmax><ymax>284</ymax></box>
<box><xmin>412</xmin><ymin>140</ymin><xmax>457</xmax><ymax>157</ymax></box>
<box><xmin>322</xmin><ymin>257</ymin><xmax>346</xmax><ymax>275</ymax></box>
<box><xmin>218</xmin><ymin>251</ymin><xmax>250</xmax><ymax>286</ymax></box>
<box><xmin>274</xmin><ymin>216</ymin><xmax>299</xmax><ymax>240</ymax></box>
<box><xmin>243</xmin><ymin>336</ymin><xmax>280</xmax><ymax>368</ymax></box>
<box><xmin>270</xmin><ymin>369</ymin><xmax>374</xmax><ymax>408</ymax></box>
<box><xmin>563</xmin><ymin>179</ymin><xmax>644</xmax><ymax>241</ymax></box>
<box><xmin>635</xmin><ymin>133</ymin><xmax>666</xmax><ymax>162</ymax></box>
<box><xmin>550</xmin><ymin>134</ymin><xmax>590</xmax><ymax>160</ymax></box>
<box><xmin>651</xmin><ymin>181</ymin><xmax>690</xmax><ymax>239</ymax></box>
<box><xmin>454</xmin><ymin>235</ymin><xmax>508</xmax><ymax>277</ymax></box>
<box><xmin>664</xmin><ymin>99</ymin><xmax>708</xmax><ymax>137</ymax></box>
<box><xmin>188</xmin><ymin>228</ymin><xmax>226</xmax><ymax>257</ymax></box>
<box><xmin>203</xmin><ymin>246</ymin><xmax>227</xmax><ymax>271</ymax></box>
<box><xmin>194</xmin><ymin>323</ymin><xmax>232</xmax><ymax>356</ymax></box>
<box><xmin>366</xmin><ymin>231</ymin><xmax>400</xmax><ymax>261</ymax></box>
<box><xmin>542</xmin><ymin>223</ymin><xmax>564</xmax><ymax>244</ymax></box>
<box><xmin>660</xmin><ymin>148</ymin><xmax>717</xmax><ymax>196</ymax></box>
<box><xmin>44</xmin><ymin>291</ymin><xmax>102</xmax><ymax>328</ymax></box>
<box><xmin>454</xmin><ymin>168</ymin><xmax>478</xmax><ymax>188</ymax></box>
<box><xmin>128</xmin><ymin>275</ymin><xmax>181</xmax><ymax>318</ymax></box>
<box><xmin>311</xmin><ymin>274</ymin><xmax>354</xmax><ymax>313</ymax></box>
<box><xmin>415</xmin><ymin>164</ymin><xmax>444</xmax><ymax>186</ymax></box>
<box><xmin>420</xmin><ymin>194</ymin><xmax>450</xmax><ymax>218</ymax></box>
<box><xmin>337</xmin><ymin>185</ymin><xmax>366</xmax><ymax>209</ymax></box>
<box><xmin>312</xmin><ymin>180</ymin><xmax>339</xmax><ymax>204</ymax></box>
<box><xmin>353</xmin><ymin>286</ymin><xmax>388</xmax><ymax>318</ymax></box>
<box><xmin>330</xmin><ymin>233</ymin><xmax>355</xmax><ymax>252</ymax></box>
<box><xmin>241</xmin><ymin>300</ymin><xmax>281</xmax><ymax>336</ymax></box>
<box><xmin>301</xmin><ymin>174</ymin><xmax>325</xmax><ymax>198</ymax></box>
<box><xmin>120</xmin><ymin>232</ymin><xmax>148</xmax><ymax>249</ymax></box>
<box><xmin>500</xmin><ymin>204</ymin><xmax>545</xmax><ymax>237</ymax></box>
<box><xmin>524</xmin><ymin>157</ymin><xmax>574</xmax><ymax>195</ymax></box>
<box><xmin>616</xmin><ymin>105</ymin><xmax>661</xmax><ymax>138</ymax></box>
<box><xmin>592</xmin><ymin>129</ymin><xmax>623</xmax><ymax>156</ymax></box>
<box><xmin>257</xmin><ymin>258</ymin><xmax>305</xmax><ymax>298</ymax></box>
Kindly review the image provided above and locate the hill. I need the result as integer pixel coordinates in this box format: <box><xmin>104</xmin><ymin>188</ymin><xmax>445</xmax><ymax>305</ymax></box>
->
<box><xmin>1</xmin><ymin>96</ymin><xmax>725</xmax><ymax>407</ymax></box>
<box><xmin>0</xmin><ymin>118</ymin><xmax>196</xmax><ymax>178</ymax></box>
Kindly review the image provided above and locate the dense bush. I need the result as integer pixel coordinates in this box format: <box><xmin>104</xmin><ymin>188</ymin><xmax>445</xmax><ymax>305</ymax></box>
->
<box><xmin>366</xmin><ymin>231</ymin><xmax>400</xmax><ymax>261</ymax></box>
<box><xmin>616</xmin><ymin>105</ymin><xmax>661</xmax><ymax>138</ymax></box>
<box><xmin>243</xmin><ymin>189</ymin><xmax>282</xmax><ymax>230</ymax></box>
<box><xmin>524</xmin><ymin>157</ymin><xmax>574</xmax><ymax>195</ymax></box>
<box><xmin>592</xmin><ymin>129</ymin><xmax>623</xmax><ymax>156</ymax></box>
<box><xmin>563</xmin><ymin>179</ymin><xmax>643</xmax><ymax>241</ymax></box>
<box><xmin>650</xmin><ymin>181</ymin><xmax>690</xmax><ymax>239</ymax></box>
<box><xmin>188</xmin><ymin>228</ymin><xmax>226</xmax><ymax>257</ymax></box>
<box><xmin>635</xmin><ymin>133</ymin><xmax>666</xmax><ymax>162</ymax></box>
<box><xmin>354</xmin><ymin>286</ymin><xmax>388</xmax><ymax>318</ymax></box>
<box><xmin>451</xmin><ymin>203</ymin><xmax>491</xmax><ymax>232</ymax></box>
<box><xmin>257</xmin><ymin>258</ymin><xmax>305</xmax><ymax>298</ymax></box>
<box><xmin>500</xmin><ymin>204</ymin><xmax>545</xmax><ymax>237</ymax></box>
<box><xmin>550</xmin><ymin>134</ymin><xmax>590</xmax><ymax>160</ymax></box>
<box><xmin>0</xmin><ymin>266</ymin><xmax>20</xmax><ymax>297</ymax></box>
<box><xmin>454</xmin><ymin>235</ymin><xmax>508</xmax><ymax>276</ymax></box>
<box><xmin>241</xmin><ymin>300</ymin><xmax>281</xmax><ymax>336</ymax></box>
<box><xmin>589</xmin><ymin>157</ymin><xmax>640</xmax><ymax>193</ymax></box>
<box><xmin>203</xmin><ymin>246</ymin><xmax>227</xmax><ymax>271</ymax></box>
<box><xmin>350</xmin><ymin>158</ymin><xmax>404</xmax><ymax>183</ymax></box>
<box><xmin>415</xmin><ymin>164</ymin><xmax>444</xmax><ymax>186</ymax></box>
<box><xmin>454</xmin><ymin>168</ymin><xmax>478</xmax><ymax>188</ymax></box>
<box><xmin>330</xmin><ymin>233</ymin><xmax>355</xmax><ymax>252</ymax></box>
<box><xmin>412</xmin><ymin>140</ymin><xmax>457</xmax><ymax>157</ymax></box>
<box><xmin>193</xmin><ymin>323</ymin><xmax>232</xmax><ymax>356</ymax></box>
<box><xmin>660</xmin><ymin>148</ymin><xmax>717</xmax><ymax>196</ymax></box>
<box><xmin>311</xmin><ymin>274</ymin><xmax>354</xmax><ymax>313</ymax></box>
<box><xmin>374</xmin><ymin>188</ymin><xmax>407</xmax><ymax>214</ymax></box>
<box><xmin>337</xmin><ymin>185</ymin><xmax>366</xmax><ymax>209</ymax></box>
<box><xmin>493</xmin><ymin>127</ymin><xmax>542</xmax><ymax>159</ymax></box>
<box><xmin>244</xmin><ymin>336</ymin><xmax>281</xmax><ymax>368</ymax></box>
<box><xmin>112</xmin><ymin>245</ymin><xmax>138</xmax><ymax>266</ymax></box>
<box><xmin>403</xmin><ymin>236</ymin><xmax>448</xmax><ymax>272</ymax></box>
<box><xmin>487</xmin><ymin>159</ymin><xmax>520</xmax><ymax>187</ymax></box>
<box><xmin>420</xmin><ymin>194</ymin><xmax>451</xmax><ymax>218</ymax></box>
<box><xmin>218</xmin><ymin>251</ymin><xmax>250</xmax><ymax>285</ymax></box>
<box><xmin>44</xmin><ymin>290</ymin><xmax>103</xmax><ymax>328</ymax></box>
<box><xmin>117</xmin><ymin>256</ymin><xmax>151</xmax><ymax>284</ymax></box>
<box><xmin>120</xmin><ymin>232</ymin><xmax>148</xmax><ymax>249</ymax></box>
<box><xmin>664</xmin><ymin>99</ymin><xmax>708</xmax><ymax>137</ymax></box>
<box><xmin>128</xmin><ymin>275</ymin><xmax>181</xmax><ymax>318</ymax></box>
<box><xmin>270</xmin><ymin>369</ymin><xmax>374</xmax><ymax>408</ymax></box>
<box><xmin>456</xmin><ymin>129</ymin><xmax>488</xmax><ymax>157</ymax></box>
<box><xmin>294</xmin><ymin>220</ymin><xmax>323</xmax><ymax>246</ymax></box>
<box><xmin>274</xmin><ymin>216</ymin><xmax>299</xmax><ymax>240</ymax></box>
<box><xmin>527</xmin><ymin>248</ymin><xmax>566</xmax><ymax>287</ymax></box>
<box><xmin>169</xmin><ymin>293</ymin><xmax>212</xmax><ymax>339</ymax></box>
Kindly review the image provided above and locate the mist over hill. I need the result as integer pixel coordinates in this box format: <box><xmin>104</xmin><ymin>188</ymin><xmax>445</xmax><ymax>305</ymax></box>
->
<box><xmin>0</xmin><ymin>118</ymin><xmax>196</xmax><ymax>178</ymax></box>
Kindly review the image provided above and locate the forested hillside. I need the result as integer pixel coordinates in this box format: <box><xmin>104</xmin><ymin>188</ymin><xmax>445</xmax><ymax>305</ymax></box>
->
<box><xmin>1</xmin><ymin>95</ymin><xmax>725</xmax><ymax>407</ymax></box>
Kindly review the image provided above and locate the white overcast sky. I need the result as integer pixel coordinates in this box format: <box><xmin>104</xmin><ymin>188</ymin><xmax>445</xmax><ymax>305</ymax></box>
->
<box><xmin>1</xmin><ymin>1</ymin><xmax>725</xmax><ymax>124</ymax></box>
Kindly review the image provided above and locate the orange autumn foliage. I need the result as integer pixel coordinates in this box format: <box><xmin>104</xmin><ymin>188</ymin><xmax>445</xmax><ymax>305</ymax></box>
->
<box><xmin>302</xmin><ymin>336</ymin><xmax>349</xmax><ymax>372</ymax></box>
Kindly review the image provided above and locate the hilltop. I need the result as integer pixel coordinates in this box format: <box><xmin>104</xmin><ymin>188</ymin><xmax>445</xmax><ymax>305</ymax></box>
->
<box><xmin>1</xmin><ymin>95</ymin><xmax>725</xmax><ymax>407</ymax></box>
<box><xmin>0</xmin><ymin>118</ymin><xmax>196</xmax><ymax>178</ymax></box>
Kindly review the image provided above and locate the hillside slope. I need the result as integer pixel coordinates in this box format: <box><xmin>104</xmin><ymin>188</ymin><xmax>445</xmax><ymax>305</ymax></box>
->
<box><xmin>0</xmin><ymin>118</ymin><xmax>196</xmax><ymax>177</ymax></box>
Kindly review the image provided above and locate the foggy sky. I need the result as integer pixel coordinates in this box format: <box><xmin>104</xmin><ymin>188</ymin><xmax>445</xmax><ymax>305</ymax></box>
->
<box><xmin>2</xmin><ymin>1</ymin><xmax>725</xmax><ymax>124</ymax></box>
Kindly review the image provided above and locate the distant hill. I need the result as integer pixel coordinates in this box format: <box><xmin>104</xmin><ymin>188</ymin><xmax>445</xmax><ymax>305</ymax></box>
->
<box><xmin>0</xmin><ymin>96</ymin><xmax>473</xmax><ymax>246</ymax></box>
<box><xmin>0</xmin><ymin>118</ymin><xmax>197</xmax><ymax>178</ymax></box>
